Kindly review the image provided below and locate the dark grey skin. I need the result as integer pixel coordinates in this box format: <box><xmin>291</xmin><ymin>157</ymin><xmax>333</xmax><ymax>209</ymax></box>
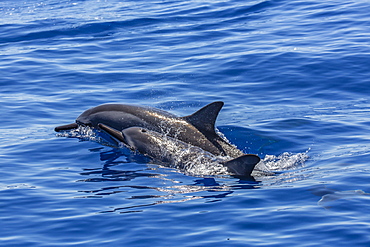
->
<box><xmin>98</xmin><ymin>124</ymin><xmax>260</xmax><ymax>177</ymax></box>
<box><xmin>55</xmin><ymin>101</ymin><xmax>245</xmax><ymax>158</ymax></box>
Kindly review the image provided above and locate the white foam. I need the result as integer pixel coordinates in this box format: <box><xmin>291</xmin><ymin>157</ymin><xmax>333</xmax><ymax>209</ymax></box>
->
<box><xmin>56</xmin><ymin>126</ymin><xmax>112</xmax><ymax>146</ymax></box>
<box><xmin>255</xmin><ymin>150</ymin><xmax>310</xmax><ymax>172</ymax></box>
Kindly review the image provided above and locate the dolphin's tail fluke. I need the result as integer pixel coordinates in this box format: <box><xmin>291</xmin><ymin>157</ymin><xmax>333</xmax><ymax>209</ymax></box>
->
<box><xmin>54</xmin><ymin>123</ymin><xmax>78</xmax><ymax>132</ymax></box>
<box><xmin>224</xmin><ymin>154</ymin><xmax>260</xmax><ymax>177</ymax></box>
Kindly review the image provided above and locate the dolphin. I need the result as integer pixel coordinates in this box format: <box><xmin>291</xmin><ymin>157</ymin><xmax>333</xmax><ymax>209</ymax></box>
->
<box><xmin>55</xmin><ymin>102</ymin><xmax>245</xmax><ymax>158</ymax></box>
<box><xmin>98</xmin><ymin>124</ymin><xmax>260</xmax><ymax>177</ymax></box>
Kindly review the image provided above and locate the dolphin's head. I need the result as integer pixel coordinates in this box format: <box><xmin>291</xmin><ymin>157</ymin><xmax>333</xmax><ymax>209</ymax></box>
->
<box><xmin>98</xmin><ymin>124</ymin><xmax>157</xmax><ymax>154</ymax></box>
<box><xmin>120</xmin><ymin>127</ymin><xmax>155</xmax><ymax>153</ymax></box>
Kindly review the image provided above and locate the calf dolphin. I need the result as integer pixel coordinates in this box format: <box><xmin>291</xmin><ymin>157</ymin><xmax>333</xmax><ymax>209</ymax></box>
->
<box><xmin>98</xmin><ymin>124</ymin><xmax>260</xmax><ymax>177</ymax></box>
<box><xmin>55</xmin><ymin>102</ymin><xmax>245</xmax><ymax>158</ymax></box>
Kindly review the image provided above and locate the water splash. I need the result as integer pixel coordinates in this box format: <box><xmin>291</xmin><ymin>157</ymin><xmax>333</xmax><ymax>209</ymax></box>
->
<box><xmin>56</xmin><ymin>126</ymin><xmax>116</xmax><ymax>147</ymax></box>
<box><xmin>256</xmin><ymin>150</ymin><xmax>310</xmax><ymax>172</ymax></box>
<box><xmin>56</xmin><ymin>126</ymin><xmax>309</xmax><ymax>177</ymax></box>
<box><xmin>253</xmin><ymin>150</ymin><xmax>311</xmax><ymax>186</ymax></box>
<box><xmin>56</xmin><ymin>125</ymin><xmax>94</xmax><ymax>139</ymax></box>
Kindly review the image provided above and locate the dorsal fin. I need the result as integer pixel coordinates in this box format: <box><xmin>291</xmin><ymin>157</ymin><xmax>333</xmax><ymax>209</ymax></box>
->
<box><xmin>181</xmin><ymin>101</ymin><xmax>224</xmax><ymax>135</ymax></box>
<box><xmin>224</xmin><ymin>154</ymin><xmax>260</xmax><ymax>176</ymax></box>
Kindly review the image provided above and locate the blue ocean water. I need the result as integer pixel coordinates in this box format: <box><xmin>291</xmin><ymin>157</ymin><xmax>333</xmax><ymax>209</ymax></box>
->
<box><xmin>1</xmin><ymin>0</ymin><xmax>370</xmax><ymax>246</ymax></box>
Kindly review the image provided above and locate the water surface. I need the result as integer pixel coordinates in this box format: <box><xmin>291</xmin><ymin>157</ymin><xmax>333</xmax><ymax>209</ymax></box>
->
<box><xmin>1</xmin><ymin>0</ymin><xmax>370</xmax><ymax>246</ymax></box>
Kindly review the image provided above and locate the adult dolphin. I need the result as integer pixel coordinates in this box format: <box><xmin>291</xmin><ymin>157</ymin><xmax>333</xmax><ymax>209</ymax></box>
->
<box><xmin>98</xmin><ymin>124</ymin><xmax>260</xmax><ymax>177</ymax></box>
<box><xmin>55</xmin><ymin>101</ymin><xmax>245</xmax><ymax>158</ymax></box>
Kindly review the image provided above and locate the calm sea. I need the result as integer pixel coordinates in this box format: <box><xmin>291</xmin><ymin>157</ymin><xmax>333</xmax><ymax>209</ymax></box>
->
<box><xmin>1</xmin><ymin>0</ymin><xmax>370</xmax><ymax>246</ymax></box>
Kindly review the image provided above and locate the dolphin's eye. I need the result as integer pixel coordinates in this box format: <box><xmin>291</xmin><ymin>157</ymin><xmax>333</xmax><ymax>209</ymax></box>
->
<box><xmin>141</xmin><ymin>129</ymin><xmax>147</xmax><ymax>133</ymax></box>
